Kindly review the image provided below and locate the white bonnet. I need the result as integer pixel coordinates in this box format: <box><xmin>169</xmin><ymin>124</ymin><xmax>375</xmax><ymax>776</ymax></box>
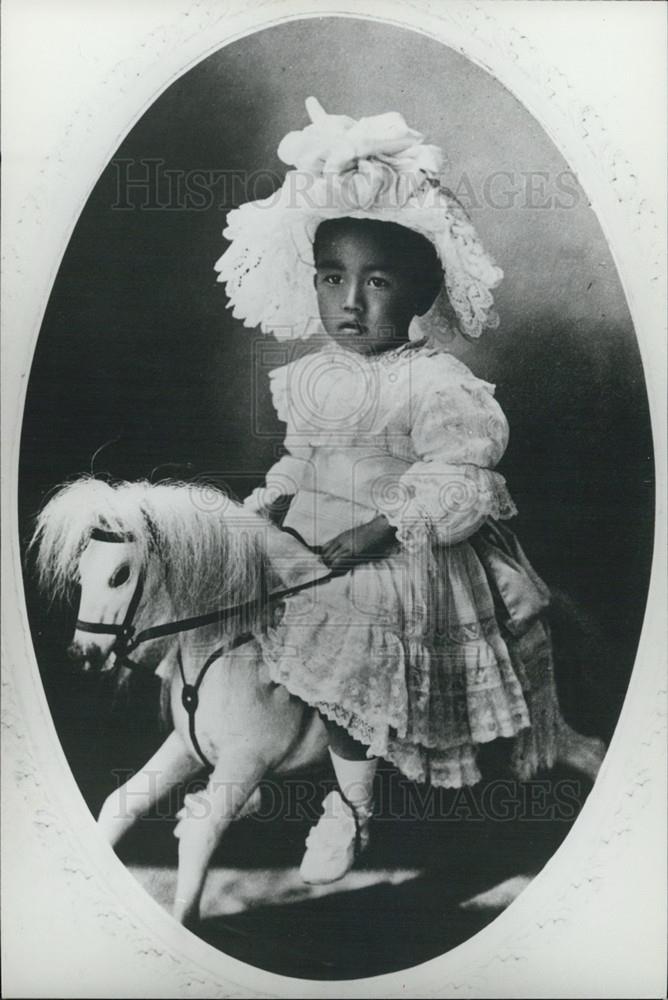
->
<box><xmin>215</xmin><ymin>97</ymin><xmax>503</xmax><ymax>347</ymax></box>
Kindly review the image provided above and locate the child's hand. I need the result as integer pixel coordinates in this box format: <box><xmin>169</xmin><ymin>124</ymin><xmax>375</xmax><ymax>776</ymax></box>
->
<box><xmin>320</xmin><ymin>515</ymin><xmax>397</xmax><ymax>573</ymax></box>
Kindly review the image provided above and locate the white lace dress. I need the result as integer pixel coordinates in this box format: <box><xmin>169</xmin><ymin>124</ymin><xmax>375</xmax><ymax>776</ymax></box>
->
<box><xmin>245</xmin><ymin>339</ymin><xmax>559</xmax><ymax>787</ymax></box>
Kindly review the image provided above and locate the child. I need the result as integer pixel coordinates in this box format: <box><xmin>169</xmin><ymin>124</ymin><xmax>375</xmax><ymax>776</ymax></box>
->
<box><xmin>215</xmin><ymin>98</ymin><xmax>602</xmax><ymax>885</ymax></box>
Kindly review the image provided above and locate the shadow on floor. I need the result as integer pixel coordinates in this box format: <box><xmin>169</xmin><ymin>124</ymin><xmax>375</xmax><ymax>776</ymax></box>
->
<box><xmin>118</xmin><ymin>761</ymin><xmax>593</xmax><ymax>979</ymax></box>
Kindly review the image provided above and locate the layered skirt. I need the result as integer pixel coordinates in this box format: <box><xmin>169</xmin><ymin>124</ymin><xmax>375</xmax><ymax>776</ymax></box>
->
<box><xmin>258</xmin><ymin>522</ymin><xmax>560</xmax><ymax>788</ymax></box>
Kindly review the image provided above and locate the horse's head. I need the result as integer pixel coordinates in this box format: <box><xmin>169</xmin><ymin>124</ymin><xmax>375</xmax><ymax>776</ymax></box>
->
<box><xmin>30</xmin><ymin>474</ymin><xmax>325</xmax><ymax>676</ymax></box>
<box><xmin>70</xmin><ymin>529</ymin><xmax>169</xmax><ymax>671</ymax></box>
<box><xmin>29</xmin><ymin>477</ymin><xmax>173</xmax><ymax>675</ymax></box>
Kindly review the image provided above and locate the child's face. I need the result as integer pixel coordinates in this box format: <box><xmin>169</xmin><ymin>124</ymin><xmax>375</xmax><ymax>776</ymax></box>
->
<box><xmin>313</xmin><ymin>219</ymin><xmax>432</xmax><ymax>356</ymax></box>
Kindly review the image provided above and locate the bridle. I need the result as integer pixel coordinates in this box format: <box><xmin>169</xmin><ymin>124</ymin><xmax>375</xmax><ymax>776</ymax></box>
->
<box><xmin>75</xmin><ymin>526</ymin><xmax>336</xmax><ymax>773</ymax></box>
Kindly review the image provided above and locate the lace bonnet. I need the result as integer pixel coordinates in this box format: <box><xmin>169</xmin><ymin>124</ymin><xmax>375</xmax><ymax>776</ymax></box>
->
<box><xmin>214</xmin><ymin>97</ymin><xmax>503</xmax><ymax>346</ymax></box>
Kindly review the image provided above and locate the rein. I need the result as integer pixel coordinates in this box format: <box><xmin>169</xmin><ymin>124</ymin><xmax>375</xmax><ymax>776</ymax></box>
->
<box><xmin>75</xmin><ymin>525</ymin><xmax>336</xmax><ymax>773</ymax></box>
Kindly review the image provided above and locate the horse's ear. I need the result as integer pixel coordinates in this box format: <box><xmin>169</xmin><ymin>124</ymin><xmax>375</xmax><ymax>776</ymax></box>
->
<box><xmin>89</xmin><ymin>435</ymin><xmax>123</xmax><ymax>478</ymax></box>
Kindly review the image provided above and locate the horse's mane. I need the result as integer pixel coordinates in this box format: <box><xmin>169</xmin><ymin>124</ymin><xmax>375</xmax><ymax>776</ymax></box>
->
<box><xmin>29</xmin><ymin>476</ymin><xmax>277</xmax><ymax>619</ymax></box>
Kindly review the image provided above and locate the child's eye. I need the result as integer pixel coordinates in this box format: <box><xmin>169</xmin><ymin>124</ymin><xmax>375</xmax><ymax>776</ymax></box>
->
<box><xmin>320</xmin><ymin>274</ymin><xmax>342</xmax><ymax>286</ymax></box>
<box><xmin>368</xmin><ymin>276</ymin><xmax>390</xmax><ymax>288</ymax></box>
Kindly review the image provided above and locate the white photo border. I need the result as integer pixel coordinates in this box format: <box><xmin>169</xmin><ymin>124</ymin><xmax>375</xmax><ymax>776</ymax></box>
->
<box><xmin>2</xmin><ymin>1</ymin><xmax>666</xmax><ymax>997</ymax></box>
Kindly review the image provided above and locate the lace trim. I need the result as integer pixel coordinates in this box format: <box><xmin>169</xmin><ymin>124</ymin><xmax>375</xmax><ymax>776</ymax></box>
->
<box><xmin>266</xmin><ymin>345</ymin><xmax>507</xmax><ymax>456</ymax></box>
<box><xmin>254</xmin><ymin>510</ymin><xmax>556</xmax><ymax>791</ymax></box>
<box><xmin>259</xmin><ymin>613</ymin><xmax>557</xmax><ymax>790</ymax></box>
<box><xmin>311</xmin><ymin>698</ymin><xmax>556</xmax><ymax>790</ymax></box>
<box><xmin>215</xmin><ymin>177</ymin><xmax>503</xmax><ymax>346</ymax></box>
<box><xmin>376</xmin><ymin>468</ymin><xmax>518</xmax><ymax>548</ymax></box>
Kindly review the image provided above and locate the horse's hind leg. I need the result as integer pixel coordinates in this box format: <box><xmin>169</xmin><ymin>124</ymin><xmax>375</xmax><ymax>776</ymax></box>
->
<box><xmin>172</xmin><ymin>753</ymin><xmax>266</xmax><ymax>928</ymax></box>
<box><xmin>556</xmin><ymin>715</ymin><xmax>606</xmax><ymax>783</ymax></box>
<box><xmin>98</xmin><ymin>730</ymin><xmax>201</xmax><ymax>846</ymax></box>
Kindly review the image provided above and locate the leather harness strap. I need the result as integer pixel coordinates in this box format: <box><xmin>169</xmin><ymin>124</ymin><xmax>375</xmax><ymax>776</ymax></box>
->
<box><xmin>75</xmin><ymin>526</ymin><xmax>336</xmax><ymax>773</ymax></box>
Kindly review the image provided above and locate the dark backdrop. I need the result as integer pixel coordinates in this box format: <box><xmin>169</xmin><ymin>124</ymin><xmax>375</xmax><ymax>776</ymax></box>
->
<box><xmin>19</xmin><ymin>19</ymin><xmax>654</xmax><ymax>807</ymax></box>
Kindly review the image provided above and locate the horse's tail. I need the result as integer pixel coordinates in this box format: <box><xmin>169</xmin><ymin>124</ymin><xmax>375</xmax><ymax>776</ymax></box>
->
<box><xmin>547</xmin><ymin>587</ymin><xmax>615</xmax><ymax>739</ymax></box>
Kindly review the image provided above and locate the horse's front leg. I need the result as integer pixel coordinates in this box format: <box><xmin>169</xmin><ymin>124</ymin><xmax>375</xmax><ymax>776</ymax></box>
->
<box><xmin>98</xmin><ymin>730</ymin><xmax>201</xmax><ymax>846</ymax></box>
<box><xmin>172</xmin><ymin>752</ymin><xmax>266</xmax><ymax>928</ymax></box>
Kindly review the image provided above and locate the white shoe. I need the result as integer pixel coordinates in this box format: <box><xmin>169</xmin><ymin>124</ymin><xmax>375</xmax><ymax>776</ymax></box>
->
<box><xmin>299</xmin><ymin>789</ymin><xmax>371</xmax><ymax>885</ymax></box>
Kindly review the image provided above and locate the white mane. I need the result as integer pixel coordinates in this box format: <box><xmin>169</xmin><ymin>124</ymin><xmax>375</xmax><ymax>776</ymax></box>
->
<box><xmin>29</xmin><ymin>476</ymin><xmax>277</xmax><ymax>621</ymax></box>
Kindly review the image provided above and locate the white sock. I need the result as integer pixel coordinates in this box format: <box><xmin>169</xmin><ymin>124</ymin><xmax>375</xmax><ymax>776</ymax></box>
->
<box><xmin>329</xmin><ymin>749</ymin><xmax>377</xmax><ymax>821</ymax></box>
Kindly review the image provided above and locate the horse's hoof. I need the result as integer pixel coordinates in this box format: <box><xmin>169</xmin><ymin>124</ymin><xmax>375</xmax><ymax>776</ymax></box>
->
<box><xmin>461</xmin><ymin>874</ymin><xmax>535</xmax><ymax>913</ymax></box>
<box><xmin>182</xmin><ymin>913</ymin><xmax>201</xmax><ymax>933</ymax></box>
<box><xmin>173</xmin><ymin>904</ymin><xmax>200</xmax><ymax>930</ymax></box>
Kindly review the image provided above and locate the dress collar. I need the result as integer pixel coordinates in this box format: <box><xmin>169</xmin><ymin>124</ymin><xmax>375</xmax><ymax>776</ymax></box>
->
<box><xmin>322</xmin><ymin>337</ymin><xmax>430</xmax><ymax>366</ymax></box>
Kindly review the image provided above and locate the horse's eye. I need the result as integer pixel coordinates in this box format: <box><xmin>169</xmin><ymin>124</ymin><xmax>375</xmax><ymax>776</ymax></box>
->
<box><xmin>109</xmin><ymin>564</ymin><xmax>131</xmax><ymax>588</ymax></box>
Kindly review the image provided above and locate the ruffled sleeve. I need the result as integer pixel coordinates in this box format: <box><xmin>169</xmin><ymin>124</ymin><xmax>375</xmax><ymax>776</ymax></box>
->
<box><xmin>242</xmin><ymin>358</ymin><xmax>314</xmax><ymax>517</ymax></box>
<box><xmin>373</xmin><ymin>353</ymin><xmax>517</xmax><ymax>547</ymax></box>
